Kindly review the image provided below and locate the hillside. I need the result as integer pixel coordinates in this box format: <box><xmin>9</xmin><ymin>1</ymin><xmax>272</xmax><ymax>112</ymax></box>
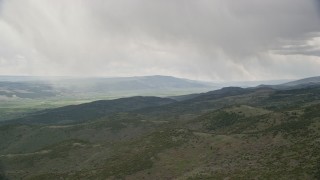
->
<box><xmin>9</xmin><ymin>96</ymin><xmax>176</xmax><ymax>124</ymax></box>
<box><xmin>280</xmin><ymin>76</ymin><xmax>320</xmax><ymax>87</ymax></box>
<box><xmin>0</xmin><ymin>83</ymin><xmax>320</xmax><ymax>179</ymax></box>
<box><xmin>258</xmin><ymin>76</ymin><xmax>320</xmax><ymax>90</ymax></box>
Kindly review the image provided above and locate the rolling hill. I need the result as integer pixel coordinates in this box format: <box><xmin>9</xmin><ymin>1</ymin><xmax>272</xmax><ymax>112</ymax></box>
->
<box><xmin>258</xmin><ymin>76</ymin><xmax>320</xmax><ymax>90</ymax></box>
<box><xmin>0</xmin><ymin>77</ymin><xmax>320</xmax><ymax>179</ymax></box>
<box><xmin>9</xmin><ymin>96</ymin><xmax>176</xmax><ymax>125</ymax></box>
<box><xmin>280</xmin><ymin>76</ymin><xmax>320</xmax><ymax>87</ymax></box>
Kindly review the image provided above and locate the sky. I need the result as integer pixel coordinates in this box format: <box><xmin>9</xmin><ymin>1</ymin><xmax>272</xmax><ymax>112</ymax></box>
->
<box><xmin>0</xmin><ymin>0</ymin><xmax>319</xmax><ymax>81</ymax></box>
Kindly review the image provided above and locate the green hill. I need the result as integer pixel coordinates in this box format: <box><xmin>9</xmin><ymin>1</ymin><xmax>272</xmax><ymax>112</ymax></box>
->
<box><xmin>0</xmin><ymin>84</ymin><xmax>320</xmax><ymax>179</ymax></box>
<box><xmin>9</xmin><ymin>96</ymin><xmax>176</xmax><ymax>124</ymax></box>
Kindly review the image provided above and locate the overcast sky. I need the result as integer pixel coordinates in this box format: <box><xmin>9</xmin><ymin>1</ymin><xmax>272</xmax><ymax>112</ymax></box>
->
<box><xmin>0</xmin><ymin>0</ymin><xmax>319</xmax><ymax>81</ymax></box>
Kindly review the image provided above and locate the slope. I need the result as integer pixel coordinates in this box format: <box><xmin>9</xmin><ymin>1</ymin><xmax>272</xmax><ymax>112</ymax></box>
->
<box><xmin>0</xmin><ymin>84</ymin><xmax>320</xmax><ymax>179</ymax></box>
<box><xmin>7</xmin><ymin>96</ymin><xmax>176</xmax><ymax>124</ymax></box>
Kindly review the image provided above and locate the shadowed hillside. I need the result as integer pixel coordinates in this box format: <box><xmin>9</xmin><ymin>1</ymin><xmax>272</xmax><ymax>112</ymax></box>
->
<box><xmin>6</xmin><ymin>96</ymin><xmax>176</xmax><ymax>125</ymax></box>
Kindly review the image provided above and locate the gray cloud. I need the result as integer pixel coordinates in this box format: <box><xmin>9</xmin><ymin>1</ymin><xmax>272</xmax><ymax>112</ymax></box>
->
<box><xmin>273</xmin><ymin>33</ymin><xmax>320</xmax><ymax>57</ymax></box>
<box><xmin>0</xmin><ymin>0</ymin><xmax>319</xmax><ymax>81</ymax></box>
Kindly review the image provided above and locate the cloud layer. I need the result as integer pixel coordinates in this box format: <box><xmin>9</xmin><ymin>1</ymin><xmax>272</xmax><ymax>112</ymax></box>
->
<box><xmin>0</xmin><ymin>0</ymin><xmax>319</xmax><ymax>81</ymax></box>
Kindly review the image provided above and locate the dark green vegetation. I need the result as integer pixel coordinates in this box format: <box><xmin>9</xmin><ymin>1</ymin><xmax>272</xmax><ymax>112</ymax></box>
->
<box><xmin>9</xmin><ymin>96</ymin><xmax>176</xmax><ymax>124</ymax></box>
<box><xmin>0</xmin><ymin>77</ymin><xmax>320</xmax><ymax>179</ymax></box>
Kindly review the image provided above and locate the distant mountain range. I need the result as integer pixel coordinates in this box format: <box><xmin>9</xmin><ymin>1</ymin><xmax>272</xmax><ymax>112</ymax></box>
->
<box><xmin>2</xmin><ymin>75</ymin><xmax>319</xmax><ymax>100</ymax></box>
<box><xmin>51</xmin><ymin>75</ymin><xmax>215</xmax><ymax>93</ymax></box>
<box><xmin>0</xmin><ymin>75</ymin><xmax>216</xmax><ymax>100</ymax></box>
